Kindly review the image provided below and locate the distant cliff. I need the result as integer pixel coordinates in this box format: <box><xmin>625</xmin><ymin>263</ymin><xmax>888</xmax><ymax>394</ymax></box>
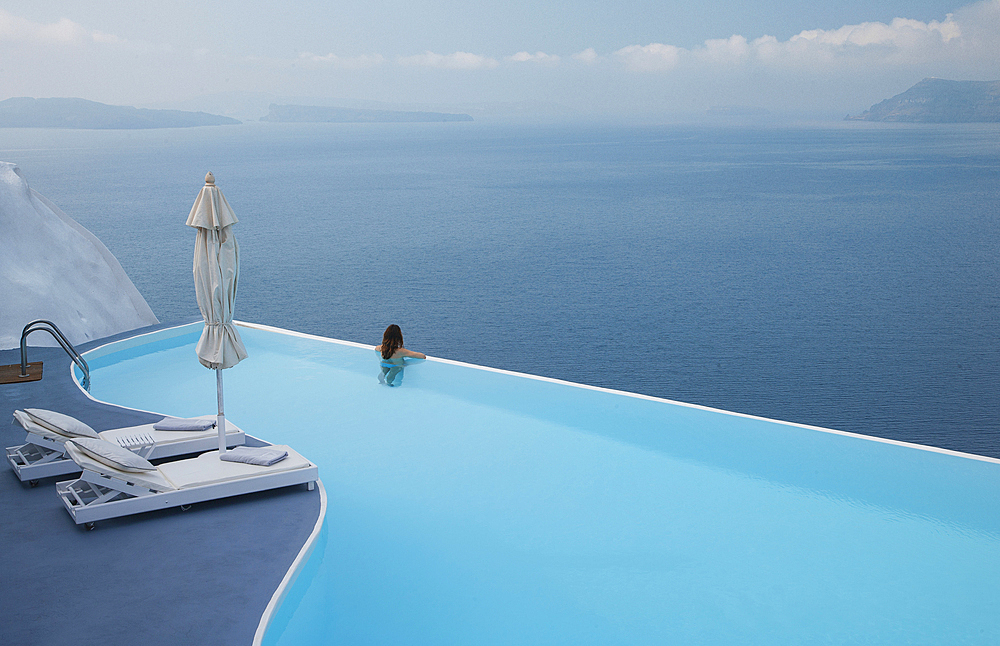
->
<box><xmin>0</xmin><ymin>97</ymin><xmax>241</xmax><ymax>129</ymax></box>
<box><xmin>260</xmin><ymin>104</ymin><xmax>474</xmax><ymax>123</ymax></box>
<box><xmin>847</xmin><ymin>78</ymin><xmax>1000</xmax><ymax>122</ymax></box>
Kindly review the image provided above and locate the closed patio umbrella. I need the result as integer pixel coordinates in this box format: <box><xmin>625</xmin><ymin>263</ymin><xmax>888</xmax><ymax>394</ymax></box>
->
<box><xmin>186</xmin><ymin>171</ymin><xmax>248</xmax><ymax>454</ymax></box>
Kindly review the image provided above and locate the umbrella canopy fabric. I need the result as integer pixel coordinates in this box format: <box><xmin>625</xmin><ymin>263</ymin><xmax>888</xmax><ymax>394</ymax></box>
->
<box><xmin>186</xmin><ymin>172</ymin><xmax>247</xmax><ymax>370</ymax></box>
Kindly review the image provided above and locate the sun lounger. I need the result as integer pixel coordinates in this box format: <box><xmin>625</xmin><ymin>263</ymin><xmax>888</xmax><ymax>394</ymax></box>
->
<box><xmin>56</xmin><ymin>438</ymin><xmax>317</xmax><ymax>528</ymax></box>
<box><xmin>6</xmin><ymin>409</ymin><xmax>246</xmax><ymax>484</ymax></box>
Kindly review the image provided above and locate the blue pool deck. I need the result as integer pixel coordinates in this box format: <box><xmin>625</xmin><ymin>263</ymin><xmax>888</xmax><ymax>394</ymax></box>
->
<box><xmin>0</xmin><ymin>323</ymin><xmax>321</xmax><ymax>646</ymax></box>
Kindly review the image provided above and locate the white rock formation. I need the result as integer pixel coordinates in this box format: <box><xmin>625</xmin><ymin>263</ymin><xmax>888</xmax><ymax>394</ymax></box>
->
<box><xmin>0</xmin><ymin>162</ymin><xmax>158</xmax><ymax>350</ymax></box>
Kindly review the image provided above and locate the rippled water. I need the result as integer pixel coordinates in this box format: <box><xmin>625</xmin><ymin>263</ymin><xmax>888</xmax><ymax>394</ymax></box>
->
<box><xmin>4</xmin><ymin>121</ymin><xmax>998</xmax><ymax>455</ymax></box>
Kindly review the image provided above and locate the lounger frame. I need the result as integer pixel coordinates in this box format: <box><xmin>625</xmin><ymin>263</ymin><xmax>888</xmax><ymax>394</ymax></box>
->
<box><xmin>56</xmin><ymin>461</ymin><xmax>318</xmax><ymax>525</ymax></box>
<box><xmin>6</xmin><ymin>428</ymin><xmax>246</xmax><ymax>483</ymax></box>
<box><xmin>5</xmin><ymin>433</ymin><xmax>71</xmax><ymax>481</ymax></box>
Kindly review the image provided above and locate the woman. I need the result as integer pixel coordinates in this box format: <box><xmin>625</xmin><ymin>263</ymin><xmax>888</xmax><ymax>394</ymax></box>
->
<box><xmin>375</xmin><ymin>324</ymin><xmax>426</xmax><ymax>386</ymax></box>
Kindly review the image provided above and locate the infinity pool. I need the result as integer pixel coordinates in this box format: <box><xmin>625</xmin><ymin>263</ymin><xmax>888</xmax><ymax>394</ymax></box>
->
<box><xmin>83</xmin><ymin>322</ymin><xmax>1000</xmax><ymax>645</ymax></box>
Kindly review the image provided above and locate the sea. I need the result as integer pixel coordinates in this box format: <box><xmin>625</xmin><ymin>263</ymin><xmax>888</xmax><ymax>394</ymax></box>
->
<box><xmin>2</xmin><ymin>120</ymin><xmax>997</xmax><ymax>457</ymax></box>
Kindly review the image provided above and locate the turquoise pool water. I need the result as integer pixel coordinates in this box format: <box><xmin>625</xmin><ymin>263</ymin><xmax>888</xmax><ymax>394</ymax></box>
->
<box><xmin>84</xmin><ymin>323</ymin><xmax>1000</xmax><ymax>645</ymax></box>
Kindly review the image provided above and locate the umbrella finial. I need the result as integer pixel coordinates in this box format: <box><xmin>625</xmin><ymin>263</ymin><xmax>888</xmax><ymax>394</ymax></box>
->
<box><xmin>205</xmin><ymin>171</ymin><xmax>215</xmax><ymax>186</ymax></box>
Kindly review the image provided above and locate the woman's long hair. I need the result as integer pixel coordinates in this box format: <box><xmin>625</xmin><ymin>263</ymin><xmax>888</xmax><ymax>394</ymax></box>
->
<box><xmin>381</xmin><ymin>324</ymin><xmax>403</xmax><ymax>360</ymax></box>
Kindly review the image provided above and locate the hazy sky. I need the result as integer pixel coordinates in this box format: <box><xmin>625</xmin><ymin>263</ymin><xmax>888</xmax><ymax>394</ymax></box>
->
<box><xmin>1</xmin><ymin>0</ymin><xmax>998</xmax><ymax>117</ymax></box>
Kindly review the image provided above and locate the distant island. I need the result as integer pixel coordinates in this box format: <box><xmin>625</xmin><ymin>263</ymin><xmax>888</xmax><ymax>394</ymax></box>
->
<box><xmin>847</xmin><ymin>78</ymin><xmax>1000</xmax><ymax>122</ymax></box>
<box><xmin>260</xmin><ymin>104</ymin><xmax>473</xmax><ymax>123</ymax></box>
<box><xmin>0</xmin><ymin>97</ymin><xmax>241</xmax><ymax>129</ymax></box>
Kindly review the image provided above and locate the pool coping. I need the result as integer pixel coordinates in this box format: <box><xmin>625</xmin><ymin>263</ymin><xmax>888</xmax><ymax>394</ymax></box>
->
<box><xmin>1</xmin><ymin>321</ymin><xmax>323</xmax><ymax>646</ymax></box>
<box><xmin>233</xmin><ymin>320</ymin><xmax>1000</xmax><ymax>468</ymax></box>
<box><xmin>70</xmin><ymin>320</ymin><xmax>331</xmax><ymax>645</ymax></box>
<box><xmin>252</xmin><ymin>479</ymin><xmax>327</xmax><ymax>646</ymax></box>
<box><xmin>72</xmin><ymin>318</ymin><xmax>1000</xmax><ymax>644</ymax></box>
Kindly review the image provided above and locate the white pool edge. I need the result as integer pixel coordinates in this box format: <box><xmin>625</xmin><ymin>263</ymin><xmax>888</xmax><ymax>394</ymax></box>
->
<box><xmin>77</xmin><ymin>320</ymin><xmax>1000</xmax><ymax>468</ymax></box>
<box><xmin>236</xmin><ymin>320</ymin><xmax>1000</xmax><ymax>468</ymax></box>
<box><xmin>252</xmin><ymin>478</ymin><xmax>328</xmax><ymax>646</ymax></box>
<box><xmin>72</xmin><ymin>321</ymin><xmax>205</xmax><ymax>417</ymax></box>
<box><xmin>70</xmin><ymin>319</ymin><xmax>1000</xmax><ymax>641</ymax></box>
<box><xmin>70</xmin><ymin>321</ymin><xmax>329</xmax><ymax>646</ymax></box>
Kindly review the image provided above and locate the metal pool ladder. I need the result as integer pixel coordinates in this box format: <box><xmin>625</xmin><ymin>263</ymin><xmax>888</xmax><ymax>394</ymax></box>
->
<box><xmin>18</xmin><ymin>320</ymin><xmax>90</xmax><ymax>391</ymax></box>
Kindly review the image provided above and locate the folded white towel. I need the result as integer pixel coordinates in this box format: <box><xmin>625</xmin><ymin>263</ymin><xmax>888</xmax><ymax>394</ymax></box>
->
<box><xmin>153</xmin><ymin>417</ymin><xmax>217</xmax><ymax>431</ymax></box>
<box><xmin>219</xmin><ymin>446</ymin><xmax>288</xmax><ymax>466</ymax></box>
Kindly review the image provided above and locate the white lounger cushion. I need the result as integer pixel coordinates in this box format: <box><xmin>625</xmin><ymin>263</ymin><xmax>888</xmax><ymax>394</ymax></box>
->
<box><xmin>64</xmin><ymin>442</ymin><xmax>310</xmax><ymax>492</ymax></box>
<box><xmin>99</xmin><ymin>418</ymin><xmax>240</xmax><ymax>447</ymax></box>
<box><xmin>13</xmin><ymin>410</ymin><xmax>69</xmax><ymax>442</ymax></box>
<box><xmin>158</xmin><ymin>446</ymin><xmax>310</xmax><ymax>489</ymax></box>
<box><xmin>65</xmin><ymin>442</ymin><xmax>176</xmax><ymax>491</ymax></box>
<box><xmin>15</xmin><ymin>412</ymin><xmax>238</xmax><ymax>447</ymax></box>
<box><xmin>69</xmin><ymin>438</ymin><xmax>156</xmax><ymax>472</ymax></box>
<box><xmin>23</xmin><ymin>409</ymin><xmax>99</xmax><ymax>439</ymax></box>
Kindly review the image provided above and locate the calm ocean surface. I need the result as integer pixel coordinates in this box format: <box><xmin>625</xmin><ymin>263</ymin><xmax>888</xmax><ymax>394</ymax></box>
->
<box><xmin>2</xmin><ymin>121</ymin><xmax>998</xmax><ymax>456</ymax></box>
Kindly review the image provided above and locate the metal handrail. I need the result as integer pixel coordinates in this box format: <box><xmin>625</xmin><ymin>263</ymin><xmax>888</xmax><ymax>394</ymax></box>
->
<box><xmin>20</xmin><ymin>320</ymin><xmax>90</xmax><ymax>391</ymax></box>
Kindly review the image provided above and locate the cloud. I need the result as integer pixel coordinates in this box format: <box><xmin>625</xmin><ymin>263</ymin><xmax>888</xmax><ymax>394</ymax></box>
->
<box><xmin>2</xmin><ymin>1</ymin><xmax>998</xmax><ymax>114</ymax></box>
<box><xmin>299</xmin><ymin>52</ymin><xmax>385</xmax><ymax>69</ymax></box>
<box><xmin>0</xmin><ymin>9</ymin><xmax>156</xmax><ymax>53</ymax></box>
<box><xmin>0</xmin><ymin>10</ymin><xmax>90</xmax><ymax>44</ymax></box>
<box><xmin>572</xmin><ymin>48</ymin><xmax>599</xmax><ymax>64</ymax></box>
<box><xmin>951</xmin><ymin>0</ymin><xmax>1000</xmax><ymax>61</ymax></box>
<box><xmin>397</xmin><ymin>51</ymin><xmax>500</xmax><ymax>70</ymax></box>
<box><xmin>614</xmin><ymin>43</ymin><xmax>682</xmax><ymax>71</ymax></box>
<box><xmin>789</xmin><ymin>17</ymin><xmax>960</xmax><ymax>49</ymax></box>
<box><xmin>697</xmin><ymin>35</ymin><xmax>751</xmax><ymax>63</ymax></box>
<box><xmin>507</xmin><ymin>51</ymin><xmax>560</xmax><ymax>64</ymax></box>
<box><xmin>615</xmin><ymin>1</ymin><xmax>1000</xmax><ymax>72</ymax></box>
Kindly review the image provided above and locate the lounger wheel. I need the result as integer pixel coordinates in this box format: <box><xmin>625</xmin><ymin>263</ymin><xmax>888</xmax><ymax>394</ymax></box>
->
<box><xmin>29</xmin><ymin>480</ymin><xmax>39</xmax><ymax>487</ymax></box>
<box><xmin>84</xmin><ymin>522</ymin><xmax>96</xmax><ymax>531</ymax></box>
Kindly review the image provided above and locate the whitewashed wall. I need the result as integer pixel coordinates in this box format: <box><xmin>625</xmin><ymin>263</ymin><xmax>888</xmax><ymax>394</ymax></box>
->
<box><xmin>0</xmin><ymin>162</ymin><xmax>158</xmax><ymax>349</ymax></box>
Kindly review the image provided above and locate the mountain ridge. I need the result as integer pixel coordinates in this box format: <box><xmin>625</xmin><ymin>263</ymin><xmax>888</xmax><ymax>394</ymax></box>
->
<box><xmin>848</xmin><ymin>78</ymin><xmax>1000</xmax><ymax>122</ymax></box>
<box><xmin>0</xmin><ymin>97</ymin><xmax>241</xmax><ymax>129</ymax></box>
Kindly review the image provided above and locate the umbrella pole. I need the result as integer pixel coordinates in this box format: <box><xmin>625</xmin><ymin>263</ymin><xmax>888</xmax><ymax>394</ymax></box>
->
<box><xmin>216</xmin><ymin>368</ymin><xmax>227</xmax><ymax>454</ymax></box>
